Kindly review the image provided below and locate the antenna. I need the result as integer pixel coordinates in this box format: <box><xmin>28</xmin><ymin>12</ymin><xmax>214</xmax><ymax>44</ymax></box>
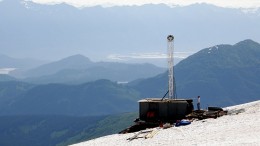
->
<box><xmin>167</xmin><ymin>35</ymin><xmax>175</xmax><ymax>99</ymax></box>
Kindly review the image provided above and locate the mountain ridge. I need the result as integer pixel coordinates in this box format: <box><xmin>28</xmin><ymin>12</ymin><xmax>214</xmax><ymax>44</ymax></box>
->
<box><xmin>23</xmin><ymin>54</ymin><xmax>94</xmax><ymax>78</ymax></box>
<box><xmin>178</xmin><ymin>39</ymin><xmax>260</xmax><ymax>68</ymax></box>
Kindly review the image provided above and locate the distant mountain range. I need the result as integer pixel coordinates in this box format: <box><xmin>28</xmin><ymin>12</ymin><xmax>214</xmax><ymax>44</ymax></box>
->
<box><xmin>0</xmin><ymin>54</ymin><xmax>166</xmax><ymax>84</ymax></box>
<box><xmin>15</xmin><ymin>54</ymin><xmax>166</xmax><ymax>84</ymax></box>
<box><xmin>1</xmin><ymin>0</ymin><xmax>260</xmax><ymax>65</ymax></box>
<box><xmin>0</xmin><ymin>54</ymin><xmax>47</xmax><ymax>70</ymax></box>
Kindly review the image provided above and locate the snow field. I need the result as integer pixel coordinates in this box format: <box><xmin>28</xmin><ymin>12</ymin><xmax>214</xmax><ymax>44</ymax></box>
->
<box><xmin>72</xmin><ymin>100</ymin><xmax>260</xmax><ymax>146</ymax></box>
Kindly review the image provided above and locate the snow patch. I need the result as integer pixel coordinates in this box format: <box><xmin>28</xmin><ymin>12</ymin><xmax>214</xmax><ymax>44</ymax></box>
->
<box><xmin>0</xmin><ymin>68</ymin><xmax>16</xmax><ymax>74</ymax></box>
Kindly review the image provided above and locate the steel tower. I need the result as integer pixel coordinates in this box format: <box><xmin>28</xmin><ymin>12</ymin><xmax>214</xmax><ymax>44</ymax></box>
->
<box><xmin>167</xmin><ymin>35</ymin><xmax>175</xmax><ymax>99</ymax></box>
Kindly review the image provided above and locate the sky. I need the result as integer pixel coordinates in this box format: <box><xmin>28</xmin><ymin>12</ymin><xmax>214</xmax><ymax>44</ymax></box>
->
<box><xmin>27</xmin><ymin>0</ymin><xmax>260</xmax><ymax>9</ymax></box>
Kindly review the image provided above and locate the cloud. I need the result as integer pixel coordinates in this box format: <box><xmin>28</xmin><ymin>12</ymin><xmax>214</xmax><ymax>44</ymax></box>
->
<box><xmin>107</xmin><ymin>52</ymin><xmax>193</xmax><ymax>61</ymax></box>
<box><xmin>27</xmin><ymin>0</ymin><xmax>260</xmax><ymax>8</ymax></box>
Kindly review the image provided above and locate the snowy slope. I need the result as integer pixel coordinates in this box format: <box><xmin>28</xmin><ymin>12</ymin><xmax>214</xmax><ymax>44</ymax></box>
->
<box><xmin>72</xmin><ymin>100</ymin><xmax>260</xmax><ymax>146</ymax></box>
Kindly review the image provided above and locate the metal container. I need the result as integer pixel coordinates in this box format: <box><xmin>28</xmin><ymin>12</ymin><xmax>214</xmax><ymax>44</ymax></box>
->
<box><xmin>139</xmin><ymin>98</ymin><xmax>193</xmax><ymax>122</ymax></box>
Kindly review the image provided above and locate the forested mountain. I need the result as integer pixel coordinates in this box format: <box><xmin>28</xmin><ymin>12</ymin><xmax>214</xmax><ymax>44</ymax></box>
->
<box><xmin>0</xmin><ymin>74</ymin><xmax>17</xmax><ymax>81</ymax></box>
<box><xmin>0</xmin><ymin>80</ymin><xmax>140</xmax><ymax>116</ymax></box>
<box><xmin>0</xmin><ymin>81</ymin><xmax>34</xmax><ymax>112</ymax></box>
<box><xmin>130</xmin><ymin>39</ymin><xmax>260</xmax><ymax>107</ymax></box>
<box><xmin>0</xmin><ymin>113</ymin><xmax>137</xmax><ymax>146</ymax></box>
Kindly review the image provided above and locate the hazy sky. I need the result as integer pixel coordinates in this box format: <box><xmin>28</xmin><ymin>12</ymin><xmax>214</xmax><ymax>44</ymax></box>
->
<box><xmin>1</xmin><ymin>0</ymin><xmax>260</xmax><ymax>67</ymax></box>
<box><xmin>27</xmin><ymin>0</ymin><xmax>260</xmax><ymax>8</ymax></box>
